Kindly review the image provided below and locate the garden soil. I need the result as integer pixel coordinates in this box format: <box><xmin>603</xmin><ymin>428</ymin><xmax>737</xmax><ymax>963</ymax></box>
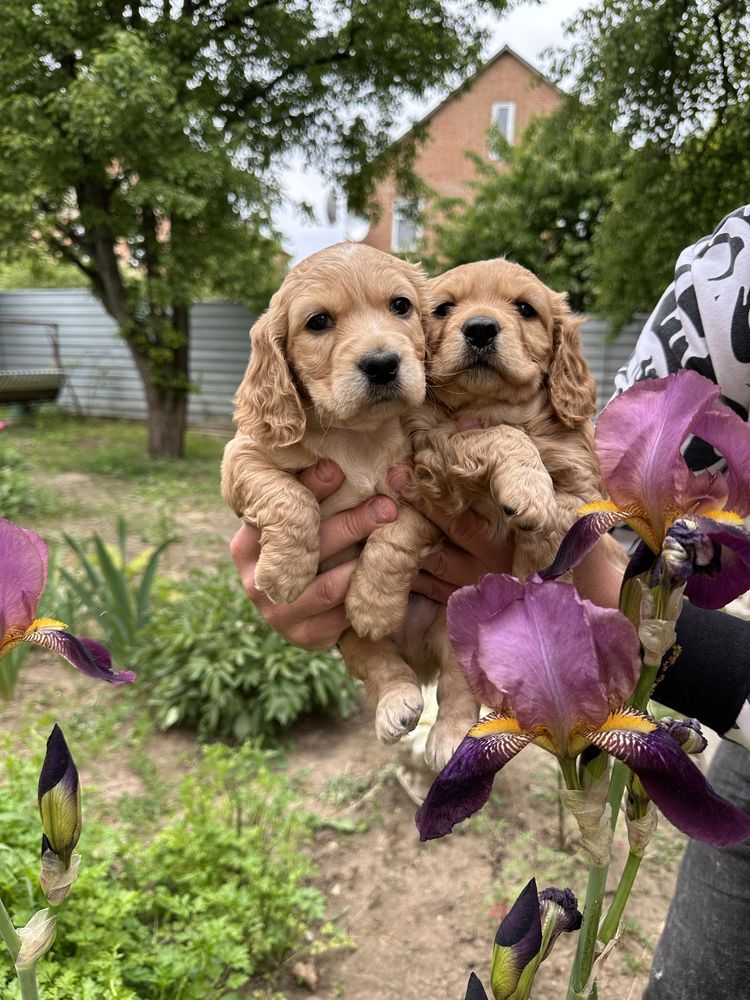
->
<box><xmin>275</xmin><ymin>699</ymin><xmax>686</xmax><ymax>1000</ymax></box>
<box><xmin>19</xmin><ymin>471</ymin><xmax>686</xmax><ymax>1000</ymax></box>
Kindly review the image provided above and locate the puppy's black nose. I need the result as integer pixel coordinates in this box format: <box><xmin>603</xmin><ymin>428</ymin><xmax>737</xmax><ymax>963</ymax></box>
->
<box><xmin>358</xmin><ymin>351</ymin><xmax>400</xmax><ymax>385</ymax></box>
<box><xmin>463</xmin><ymin>316</ymin><xmax>499</xmax><ymax>350</ymax></box>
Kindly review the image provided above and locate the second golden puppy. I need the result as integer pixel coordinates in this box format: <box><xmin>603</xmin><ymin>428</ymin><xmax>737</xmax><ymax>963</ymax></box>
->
<box><xmin>407</xmin><ymin>258</ymin><xmax>602</xmax><ymax>576</ymax></box>
<box><xmin>222</xmin><ymin>243</ymin><xmax>476</xmax><ymax>761</ymax></box>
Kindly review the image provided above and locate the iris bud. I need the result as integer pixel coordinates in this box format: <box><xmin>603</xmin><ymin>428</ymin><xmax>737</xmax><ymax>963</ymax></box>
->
<box><xmin>660</xmin><ymin>716</ymin><xmax>708</xmax><ymax>755</ymax></box>
<box><xmin>38</xmin><ymin>725</ymin><xmax>81</xmax><ymax>869</ymax></box>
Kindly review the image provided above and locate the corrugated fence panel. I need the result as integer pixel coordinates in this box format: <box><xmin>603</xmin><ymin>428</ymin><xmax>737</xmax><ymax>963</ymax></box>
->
<box><xmin>580</xmin><ymin>318</ymin><xmax>643</xmax><ymax>410</ymax></box>
<box><xmin>0</xmin><ymin>288</ymin><xmax>643</xmax><ymax>422</ymax></box>
<box><xmin>0</xmin><ymin>289</ymin><xmax>253</xmax><ymax>426</ymax></box>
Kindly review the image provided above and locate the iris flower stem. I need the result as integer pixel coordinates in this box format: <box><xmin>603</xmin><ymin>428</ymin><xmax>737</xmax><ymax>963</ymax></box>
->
<box><xmin>0</xmin><ymin>895</ymin><xmax>20</xmax><ymax>959</ymax></box>
<box><xmin>16</xmin><ymin>968</ymin><xmax>40</xmax><ymax>1000</ymax></box>
<box><xmin>567</xmin><ymin>580</ymin><xmax>676</xmax><ymax>999</ymax></box>
<box><xmin>566</xmin><ymin>862</ymin><xmax>607</xmax><ymax>999</ymax></box>
<box><xmin>0</xmin><ymin>897</ymin><xmax>40</xmax><ymax>1000</ymax></box>
<box><xmin>559</xmin><ymin>757</ymin><xmax>582</xmax><ymax>791</ymax></box>
<box><xmin>599</xmin><ymin>850</ymin><xmax>642</xmax><ymax>945</ymax></box>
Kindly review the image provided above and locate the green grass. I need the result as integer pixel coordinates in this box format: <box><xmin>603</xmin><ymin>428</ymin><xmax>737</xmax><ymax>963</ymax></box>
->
<box><xmin>8</xmin><ymin>409</ymin><xmax>224</xmax><ymax>491</ymax></box>
<box><xmin>3</xmin><ymin>409</ymin><xmax>227</xmax><ymax>540</ymax></box>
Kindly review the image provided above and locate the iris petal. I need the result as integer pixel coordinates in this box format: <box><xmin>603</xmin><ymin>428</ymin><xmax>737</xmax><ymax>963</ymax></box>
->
<box><xmin>447</xmin><ymin>575</ymin><xmax>525</xmax><ymax>709</ymax></box>
<box><xmin>690</xmin><ymin>396</ymin><xmax>750</xmax><ymax>515</ymax></box>
<box><xmin>0</xmin><ymin>518</ymin><xmax>48</xmax><ymax>640</ymax></box>
<box><xmin>587</xmin><ymin>709</ymin><xmax>750</xmax><ymax>846</ymax></box>
<box><xmin>540</xmin><ymin>508</ymin><xmax>626</xmax><ymax>579</ymax></box>
<box><xmin>416</xmin><ymin>715</ymin><xmax>532</xmax><ymax>841</ymax></box>
<box><xmin>491</xmin><ymin>878</ymin><xmax>542</xmax><ymax>1000</ymax></box>
<box><xmin>596</xmin><ymin>372</ymin><xmax>727</xmax><ymax>532</ymax></box>
<box><xmin>22</xmin><ymin>627</ymin><xmax>136</xmax><ymax>685</ymax></box>
<box><xmin>683</xmin><ymin>517</ymin><xmax>750</xmax><ymax>610</ymax></box>
<box><xmin>472</xmin><ymin>579</ymin><xmax>639</xmax><ymax>749</ymax></box>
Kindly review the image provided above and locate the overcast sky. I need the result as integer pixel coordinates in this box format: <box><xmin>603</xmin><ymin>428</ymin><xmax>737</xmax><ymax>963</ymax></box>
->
<box><xmin>274</xmin><ymin>0</ymin><xmax>585</xmax><ymax>263</ymax></box>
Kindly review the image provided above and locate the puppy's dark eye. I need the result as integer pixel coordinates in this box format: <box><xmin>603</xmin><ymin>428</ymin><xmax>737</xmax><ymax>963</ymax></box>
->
<box><xmin>433</xmin><ymin>302</ymin><xmax>455</xmax><ymax>318</ymax></box>
<box><xmin>306</xmin><ymin>312</ymin><xmax>334</xmax><ymax>332</ymax></box>
<box><xmin>390</xmin><ymin>296</ymin><xmax>412</xmax><ymax>316</ymax></box>
<box><xmin>516</xmin><ymin>301</ymin><xmax>536</xmax><ymax>319</ymax></box>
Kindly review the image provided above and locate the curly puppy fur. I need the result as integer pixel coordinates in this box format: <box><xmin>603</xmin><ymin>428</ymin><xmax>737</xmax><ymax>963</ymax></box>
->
<box><xmin>406</xmin><ymin>258</ymin><xmax>602</xmax><ymax>578</ymax></box>
<box><xmin>221</xmin><ymin>243</ymin><xmax>478</xmax><ymax>766</ymax></box>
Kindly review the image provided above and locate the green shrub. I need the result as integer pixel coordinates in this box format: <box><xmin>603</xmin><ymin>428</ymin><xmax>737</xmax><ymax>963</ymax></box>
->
<box><xmin>0</xmin><ymin>444</ymin><xmax>37</xmax><ymax>518</ymax></box>
<box><xmin>59</xmin><ymin>516</ymin><xmax>177</xmax><ymax>668</ymax></box>
<box><xmin>137</xmin><ymin>564</ymin><xmax>358</xmax><ymax>741</ymax></box>
<box><xmin>0</xmin><ymin>741</ymin><xmax>337</xmax><ymax>998</ymax></box>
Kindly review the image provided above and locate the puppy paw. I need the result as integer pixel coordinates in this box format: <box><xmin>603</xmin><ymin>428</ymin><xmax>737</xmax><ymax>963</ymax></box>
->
<box><xmin>492</xmin><ymin>467</ymin><xmax>557</xmax><ymax>533</ymax></box>
<box><xmin>346</xmin><ymin>582</ymin><xmax>409</xmax><ymax>640</ymax></box>
<box><xmin>374</xmin><ymin>684</ymin><xmax>424</xmax><ymax>744</ymax></box>
<box><xmin>425</xmin><ymin>714</ymin><xmax>476</xmax><ymax>771</ymax></box>
<box><xmin>255</xmin><ymin>547</ymin><xmax>318</xmax><ymax>604</ymax></box>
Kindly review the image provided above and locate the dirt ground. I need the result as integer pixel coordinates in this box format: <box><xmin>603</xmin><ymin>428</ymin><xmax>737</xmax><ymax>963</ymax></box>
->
<box><xmin>13</xmin><ymin>470</ymin><xmax>685</xmax><ymax>999</ymax></box>
<box><xmin>270</xmin><ymin>700</ymin><xmax>683</xmax><ymax>1000</ymax></box>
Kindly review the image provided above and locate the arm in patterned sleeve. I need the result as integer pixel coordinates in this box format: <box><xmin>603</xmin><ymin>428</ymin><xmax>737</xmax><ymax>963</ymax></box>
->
<box><xmin>614</xmin><ymin>204</ymin><xmax>750</xmax><ymax>746</ymax></box>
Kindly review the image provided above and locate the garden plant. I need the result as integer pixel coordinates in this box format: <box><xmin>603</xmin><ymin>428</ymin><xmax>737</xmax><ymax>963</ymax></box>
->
<box><xmin>3</xmin><ymin>371</ymin><xmax>750</xmax><ymax>997</ymax></box>
<box><xmin>416</xmin><ymin>371</ymin><xmax>750</xmax><ymax>998</ymax></box>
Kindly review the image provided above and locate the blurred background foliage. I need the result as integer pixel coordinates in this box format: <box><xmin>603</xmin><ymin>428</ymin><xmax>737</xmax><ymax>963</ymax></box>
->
<box><xmin>425</xmin><ymin>0</ymin><xmax>750</xmax><ymax>330</ymax></box>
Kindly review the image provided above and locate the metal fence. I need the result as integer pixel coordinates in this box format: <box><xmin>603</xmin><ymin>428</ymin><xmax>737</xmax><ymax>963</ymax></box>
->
<box><xmin>0</xmin><ymin>289</ymin><xmax>253</xmax><ymax>427</ymax></box>
<box><xmin>0</xmin><ymin>288</ymin><xmax>641</xmax><ymax>423</ymax></box>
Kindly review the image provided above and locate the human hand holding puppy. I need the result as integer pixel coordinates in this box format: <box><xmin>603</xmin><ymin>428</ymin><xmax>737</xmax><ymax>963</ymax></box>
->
<box><xmin>230</xmin><ymin>459</ymin><xmax>621</xmax><ymax>650</ymax></box>
<box><xmin>230</xmin><ymin>458</ymin><xmax>516</xmax><ymax>651</ymax></box>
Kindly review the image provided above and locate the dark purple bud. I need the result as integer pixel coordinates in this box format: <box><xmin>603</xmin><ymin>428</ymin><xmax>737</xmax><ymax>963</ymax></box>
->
<box><xmin>464</xmin><ymin>971</ymin><xmax>489</xmax><ymax>1000</ymax></box>
<box><xmin>538</xmin><ymin>887</ymin><xmax>582</xmax><ymax>960</ymax></box>
<box><xmin>661</xmin><ymin>519</ymin><xmax>721</xmax><ymax>583</ymax></box>
<box><xmin>38</xmin><ymin>724</ymin><xmax>81</xmax><ymax>868</ymax></box>
<box><xmin>660</xmin><ymin>716</ymin><xmax>708</xmax><ymax>755</ymax></box>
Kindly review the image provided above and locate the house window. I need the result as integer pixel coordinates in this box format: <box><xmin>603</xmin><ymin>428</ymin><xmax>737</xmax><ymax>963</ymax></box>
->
<box><xmin>391</xmin><ymin>198</ymin><xmax>422</xmax><ymax>253</ymax></box>
<box><xmin>489</xmin><ymin>101</ymin><xmax>516</xmax><ymax>158</ymax></box>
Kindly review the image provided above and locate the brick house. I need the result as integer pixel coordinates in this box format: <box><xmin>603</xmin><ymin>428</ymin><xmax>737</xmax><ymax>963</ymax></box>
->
<box><xmin>362</xmin><ymin>46</ymin><xmax>562</xmax><ymax>254</ymax></box>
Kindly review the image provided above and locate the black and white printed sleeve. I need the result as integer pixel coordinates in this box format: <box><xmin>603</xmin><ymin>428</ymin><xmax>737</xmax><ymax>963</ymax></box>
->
<box><xmin>613</xmin><ymin>204</ymin><xmax>750</xmax><ymax>751</ymax></box>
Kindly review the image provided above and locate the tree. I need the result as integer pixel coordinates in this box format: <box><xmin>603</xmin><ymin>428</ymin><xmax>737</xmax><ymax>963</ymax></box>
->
<box><xmin>559</xmin><ymin>0</ymin><xmax>750</xmax><ymax>330</ymax></box>
<box><xmin>426</xmin><ymin>99</ymin><xmax>626</xmax><ymax>311</ymax></box>
<box><xmin>431</xmin><ymin>0</ymin><xmax>750</xmax><ymax>331</ymax></box>
<box><xmin>0</xmin><ymin>0</ymin><xmax>515</xmax><ymax>456</ymax></box>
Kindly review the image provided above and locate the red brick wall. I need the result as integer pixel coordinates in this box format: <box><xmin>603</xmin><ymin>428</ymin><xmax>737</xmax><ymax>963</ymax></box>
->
<box><xmin>362</xmin><ymin>50</ymin><xmax>561</xmax><ymax>254</ymax></box>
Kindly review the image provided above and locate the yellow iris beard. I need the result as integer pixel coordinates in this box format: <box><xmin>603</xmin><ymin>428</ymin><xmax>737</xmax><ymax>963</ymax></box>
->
<box><xmin>0</xmin><ymin>618</ymin><xmax>68</xmax><ymax>660</ymax></box>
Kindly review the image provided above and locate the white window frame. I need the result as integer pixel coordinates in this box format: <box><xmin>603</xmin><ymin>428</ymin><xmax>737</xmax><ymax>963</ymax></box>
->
<box><xmin>489</xmin><ymin>100</ymin><xmax>516</xmax><ymax>159</ymax></box>
<box><xmin>391</xmin><ymin>197</ymin><xmax>423</xmax><ymax>253</ymax></box>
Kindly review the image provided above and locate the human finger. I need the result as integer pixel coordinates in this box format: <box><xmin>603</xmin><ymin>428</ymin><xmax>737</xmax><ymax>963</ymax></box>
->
<box><xmin>410</xmin><ymin>570</ymin><xmax>459</xmax><ymax>604</ymax></box>
<box><xmin>230</xmin><ymin>522</ymin><xmax>261</xmax><ymax>585</ymax></box>
<box><xmin>283</xmin><ymin>606</ymin><xmax>351</xmax><ymax>651</ymax></box>
<box><xmin>317</xmin><ymin>495</ymin><xmax>398</xmax><ymax>563</ymax></box>
<box><xmin>421</xmin><ymin>541</ymin><xmax>490</xmax><ymax>588</ymax></box>
<box><xmin>425</xmin><ymin>506</ymin><xmax>513</xmax><ymax>569</ymax></box>
<box><xmin>298</xmin><ymin>459</ymin><xmax>345</xmax><ymax>501</ymax></box>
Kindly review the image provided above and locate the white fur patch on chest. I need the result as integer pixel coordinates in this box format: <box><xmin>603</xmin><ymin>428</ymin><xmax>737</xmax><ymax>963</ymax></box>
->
<box><xmin>306</xmin><ymin>420</ymin><xmax>408</xmax><ymax>517</ymax></box>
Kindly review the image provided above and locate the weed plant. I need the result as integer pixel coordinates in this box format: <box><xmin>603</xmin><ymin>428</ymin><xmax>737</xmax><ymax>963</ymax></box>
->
<box><xmin>0</xmin><ymin>445</ymin><xmax>37</xmax><ymax>519</ymax></box>
<box><xmin>0</xmin><ymin>740</ymin><xmax>340</xmax><ymax>998</ymax></box>
<box><xmin>137</xmin><ymin>564</ymin><xmax>358</xmax><ymax>741</ymax></box>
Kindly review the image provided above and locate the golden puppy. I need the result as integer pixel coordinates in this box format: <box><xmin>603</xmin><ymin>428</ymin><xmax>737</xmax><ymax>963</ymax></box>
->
<box><xmin>406</xmin><ymin>258</ymin><xmax>602</xmax><ymax>577</ymax></box>
<box><xmin>221</xmin><ymin>243</ymin><xmax>477</xmax><ymax>764</ymax></box>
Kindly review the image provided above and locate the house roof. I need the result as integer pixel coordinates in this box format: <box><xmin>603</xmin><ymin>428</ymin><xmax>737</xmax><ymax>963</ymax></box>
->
<box><xmin>394</xmin><ymin>44</ymin><xmax>563</xmax><ymax>144</ymax></box>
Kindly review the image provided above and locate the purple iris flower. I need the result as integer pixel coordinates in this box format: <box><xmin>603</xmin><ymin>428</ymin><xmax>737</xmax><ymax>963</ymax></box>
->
<box><xmin>416</xmin><ymin>575</ymin><xmax>750</xmax><ymax>846</ymax></box>
<box><xmin>0</xmin><ymin>518</ymin><xmax>135</xmax><ymax>684</ymax></box>
<box><xmin>542</xmin><ymin>371</ymin><xmax>750</xmax><ymax>608</ymax></box>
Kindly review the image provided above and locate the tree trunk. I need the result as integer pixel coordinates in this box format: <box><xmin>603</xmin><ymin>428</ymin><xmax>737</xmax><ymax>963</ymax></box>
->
<box><xmin>144</xmin><ymin>384</ymin><xmax>189</xmax><ymax>458</ymax></box>
<box><xmin>141</xmin><ymin>305</ymin><xmax>191</xmax><ymax>458</ymax></box>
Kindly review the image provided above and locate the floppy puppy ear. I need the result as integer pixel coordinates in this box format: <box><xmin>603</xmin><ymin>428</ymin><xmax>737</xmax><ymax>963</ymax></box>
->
<box><xmin>233</xmin><ymin>294</ymin><xmax>305</xmax><ymax>448</ymax></box>
<box><xmin>402</xmin><ymin>258</ymin><xmax>433</xmax><ymax>361</ymax></box>
<box><xmin>547</xmin><ymin>296</ymin><xmax>597</xmax><ymax>428</ymax></box>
